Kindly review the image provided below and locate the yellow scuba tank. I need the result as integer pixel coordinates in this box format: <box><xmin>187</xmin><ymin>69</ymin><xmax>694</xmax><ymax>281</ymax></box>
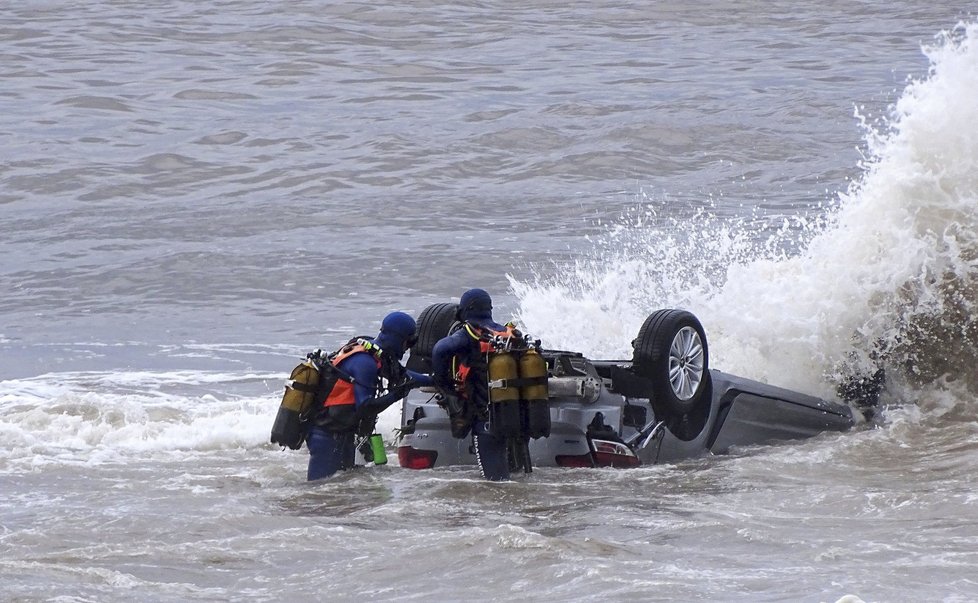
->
<box><xmin>520</xmin><ymin>348</ymin><xmax>551</xmax><ymax>439</ymax></box>
<box><xmin>270</xmin><ymin>354</ymin><xmax>323</xmax><ymax>450</ymax></box>
<box><xmin>488</xmin><ymin>351</ymin><xmax>522</xmax><ymax>437</ymax></box>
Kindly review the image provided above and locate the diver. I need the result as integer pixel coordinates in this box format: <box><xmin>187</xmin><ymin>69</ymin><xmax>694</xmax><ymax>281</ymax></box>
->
<box><xmin>307</xmin><ymin>311</ymin><xmax>433</xmax><ymax>481</ymax></box>
<box><xmin>431</xmin><ymin>288</ymin><xmax>524</xmax><ymax>481</ymax></box>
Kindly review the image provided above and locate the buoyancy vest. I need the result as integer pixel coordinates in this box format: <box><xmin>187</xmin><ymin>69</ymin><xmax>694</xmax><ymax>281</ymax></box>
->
<box><xmin>322</xmin><ymin>340</ymin><xmax>383</xmax><ymax>409</ymax></box>
<box><xmin>311</xmin><ymin>338</ymin><xmax>389</xmax><ymax>434</ymax></box>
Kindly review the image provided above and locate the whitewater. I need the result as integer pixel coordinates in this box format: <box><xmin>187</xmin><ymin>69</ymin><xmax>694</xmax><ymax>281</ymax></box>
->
<box><xmin>2</xmin><ymin>4</ymin><xmax>977</xmax><ymax>602</ymax></box>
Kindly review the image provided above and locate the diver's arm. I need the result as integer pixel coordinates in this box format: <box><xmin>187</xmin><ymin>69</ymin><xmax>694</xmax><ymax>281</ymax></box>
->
<box><xmin>405</xmin><ymin>369</ymin><xmax>434</xmax><ymax>387</ymax></box>
<box><xmin>343</xmin><ymin>354</ymin><xmax>422</xmax><ymax>417</ymax></box>
<box><xmin>431</xmin><ymin>330</ymin><xmax>470</xmax><ymax>391</ymax></box>
<box><xmin>356</xmin><ymin>381</ymin><xmax>415</xmax><ymax>417</ymax></box>
<box><xmin>339</xmin><ymin>354</ymin><xmax>382</xmax><ymax>407</ymax></box>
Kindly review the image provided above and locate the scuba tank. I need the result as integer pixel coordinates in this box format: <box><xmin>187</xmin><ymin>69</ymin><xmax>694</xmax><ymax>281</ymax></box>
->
<box><xmin>520</xmin><ymin>348</ymin><xmax>551</xmax><ymax>439</ymax></box>
<box><xmin>270</xmin><ymin>352</ymin><xmax>324</xmax><ymax>450</ymax></box>
<box><xmin>271</xmin><ymin>346</ymin><xmax>354</xmax><ymax>449</ymax></box>
<box><xmin>488</xmin><ymin>351</ymin><xmax>522</xmax><ymax>437</ymax></box>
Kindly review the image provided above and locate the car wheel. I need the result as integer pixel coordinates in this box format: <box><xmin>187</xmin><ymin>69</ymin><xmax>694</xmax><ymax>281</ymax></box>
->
<box><xmin>632</xmin><ymin>309</ymin><xmax>709</xmax><ymax>417</ymax></box>
<box><xmin>405</xmin><ymin>302</ymin><xmax>459</xmax><ymax>373</ymax></box>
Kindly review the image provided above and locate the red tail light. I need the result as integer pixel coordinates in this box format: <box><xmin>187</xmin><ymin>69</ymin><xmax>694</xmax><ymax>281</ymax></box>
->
<box><xmin>397</xmin><ymin>446</ymin><xmax>438</xmax><ymax>469</ymax></box>
<box><xmin>591</xmin><ymin>450</ymin><xmax>641</xmax><ymax>468</ymax></box>
<box><xmin>589</xmin><ymin>439</ymin><xmax>641</xmax><ymax>468</ymax></box>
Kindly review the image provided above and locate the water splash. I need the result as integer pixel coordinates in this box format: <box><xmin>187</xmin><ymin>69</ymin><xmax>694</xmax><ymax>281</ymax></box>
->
<box><xmin>0</xmin><ymin>371</ymin><xmax>277</xmax><ymax>469</ymax></box>
<box><xmin>513</xmin><ymin>22</ymin><xmax>978</xmax><ymax>403</ymax></box>
<box><xmin>0</xmin><ymin>367</ymin><xmax>407</xmax><ymax>468</ymax></box>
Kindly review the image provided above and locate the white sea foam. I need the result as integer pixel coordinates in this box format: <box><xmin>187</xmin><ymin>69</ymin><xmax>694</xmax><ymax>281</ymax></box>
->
<box><xmin>0</xmin><ymin>367</ymin><xmax>411</xmax><ymax>469</ymax></box>
<box><xmin>513</xmin><ymin>23</ymin><xmax>978</xmax><ymax>403</ymax></box>
<box><xmin>0</xmin><ymin>370</ymin><xmax>280</xmax><ymax>469</ymax></box>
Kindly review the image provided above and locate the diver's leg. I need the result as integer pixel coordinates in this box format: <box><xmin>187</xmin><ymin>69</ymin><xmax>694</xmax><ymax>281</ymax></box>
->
<box><xmin>472</xmin><ymin>420</ymin><xmax>510</xmax><ymax>481</ymax></box>
<box><xmin>339</xmin><ymin>432</ymin><xmax>357</xmax><ymax>470</ymax></box>
<box><xmin>307</xmin><ymin>427</ymin><xmax>347</xmax><ymax>481</ymax></box>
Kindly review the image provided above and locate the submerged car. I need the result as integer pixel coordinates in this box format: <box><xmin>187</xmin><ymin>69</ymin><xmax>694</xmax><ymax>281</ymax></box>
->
<box><xmin>396</xmin><ymin>303</ymin><xmax>874</xmax><ymax>471</ymax></box>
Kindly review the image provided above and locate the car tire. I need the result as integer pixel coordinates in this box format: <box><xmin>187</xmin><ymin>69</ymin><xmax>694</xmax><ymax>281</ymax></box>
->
<box><xmin>405</xmin><ymin>302</ymin><xmax>459</xmax><ymax>374</ymax></box>
<box><xmin>632</xmin><ymin>309</ymin><xmax>710</xmax><ymax>417</ymax></box>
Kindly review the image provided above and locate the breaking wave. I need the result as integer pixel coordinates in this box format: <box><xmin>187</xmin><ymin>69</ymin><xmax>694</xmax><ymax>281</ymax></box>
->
<box><xmin>0</xmin><ymin>370</ymin><xmax>278</xmax><ymax>470</ymax></box>
<box><xmin>0</xmin><ymin>366</ymin><xmax>407</xmax><ymax>469</ymax></box>
<box><xmin>513</xmin><ymin>22</ymin><xmax>978</xmax><ymax>405</ymax></box>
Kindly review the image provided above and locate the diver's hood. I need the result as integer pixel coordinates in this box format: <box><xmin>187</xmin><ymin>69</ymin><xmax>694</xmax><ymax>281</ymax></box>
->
<box><xmin>373</xmin><ymin>311</ymin><xmax>417</xmax><ymax>360</ymax></box>
<box><xmin>458</xmin><ymin>288</ymin><xmax>493</xmax><ymax>322</ymax></box>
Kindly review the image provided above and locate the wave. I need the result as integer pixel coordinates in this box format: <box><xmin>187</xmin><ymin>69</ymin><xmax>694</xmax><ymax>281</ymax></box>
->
<box><xmin>512</xmin><ymin>22</ymin><xmax>978</xmax><ymax>404</ymax></box>
<box><xmin>0</xmin><ymin>367</ymin><xmax>409</xmax><ymax>469</ymax></box>
<box><xmin>0</xmin><ymin>370</ymin><xmax>277</xmax><ymax>469</ymax></box>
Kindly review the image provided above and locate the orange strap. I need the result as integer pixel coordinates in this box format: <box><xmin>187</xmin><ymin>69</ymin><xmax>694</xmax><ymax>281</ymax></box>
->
<box><xmin>323</xmin><ymin>379</ymin><xmax>356</xmax><ymax>407</ymax></box>
<box><xmin>321</xmin><ymin>344</ymin><xmax>381</xmax><ymax>408</ymax></box>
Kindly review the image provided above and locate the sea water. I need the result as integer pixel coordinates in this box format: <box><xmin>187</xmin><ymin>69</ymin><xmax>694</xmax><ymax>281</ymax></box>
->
<box><xmin>2</xmin><ymin>2</ymin><xmax>977</xmax><ymax>601</ymax></box>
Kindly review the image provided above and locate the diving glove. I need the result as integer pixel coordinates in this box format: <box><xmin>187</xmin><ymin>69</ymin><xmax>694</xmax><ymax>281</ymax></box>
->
<box><xmin>438</xmin><ymin>393</ymin><xmax>472</xmax><ymax>439</ymax></box>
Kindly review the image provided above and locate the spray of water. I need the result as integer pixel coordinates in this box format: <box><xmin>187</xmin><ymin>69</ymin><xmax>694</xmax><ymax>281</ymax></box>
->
<box><xmin>513</xmin><ymin>23</ymin><xmax>978</xmax><ymax>404</ymax></box>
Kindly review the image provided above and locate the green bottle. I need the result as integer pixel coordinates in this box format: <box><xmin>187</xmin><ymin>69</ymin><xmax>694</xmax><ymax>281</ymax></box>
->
<box><xmin>369</xmin><ymin>433</ymin><xmax>387</xmax><ymax>465</ymax></box>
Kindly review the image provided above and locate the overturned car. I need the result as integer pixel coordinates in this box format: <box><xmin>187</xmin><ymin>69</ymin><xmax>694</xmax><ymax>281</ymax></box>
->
<box><xmin>396</xmin><ymin>303</ymin><xmax>873</xmax><ymax>471</ymax></box>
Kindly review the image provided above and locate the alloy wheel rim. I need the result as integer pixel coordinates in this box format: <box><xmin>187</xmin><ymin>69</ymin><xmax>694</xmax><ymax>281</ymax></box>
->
<box><xmin>668</xmin><ymin>326</ymin><xmax>704</xmax><ymax>400</ymax></box>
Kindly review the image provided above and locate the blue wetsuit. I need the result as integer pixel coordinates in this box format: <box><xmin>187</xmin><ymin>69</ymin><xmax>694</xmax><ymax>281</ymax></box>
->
<box><xmin>307</xmin><ymin>313</ymin><xmax>432</xmax><ymax>481</ymax></box>
<box><xmin>432</xmin><ymin>315</ymin><xmax>512</xmax><ymax>481</ymax></box>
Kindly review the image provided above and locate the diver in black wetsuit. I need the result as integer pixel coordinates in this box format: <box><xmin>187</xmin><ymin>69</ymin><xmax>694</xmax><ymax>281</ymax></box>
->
<box><xmin>431</xmin><ymin>289</ymin><xmax>515</xmax><ymax>481</ymax></box>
